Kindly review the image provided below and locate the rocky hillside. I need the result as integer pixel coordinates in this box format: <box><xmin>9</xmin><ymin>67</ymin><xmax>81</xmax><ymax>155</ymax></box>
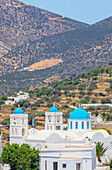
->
<box><xmin>0</xmin><ymin>0</ymin><xmax>87</xmax><ymax>55</ymax></box>
<box><xmin>0</xmin><ymin>17</ymin><xmax>112</xmax><ymax>81</ymax></box>
<box><xmin>0</xmin><ymin>0</ymin><xmax>112</xmax><ymax>94</ymax></box>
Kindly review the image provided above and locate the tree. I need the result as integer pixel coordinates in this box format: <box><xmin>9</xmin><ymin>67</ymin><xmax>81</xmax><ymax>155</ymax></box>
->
<box><xmin>106</xmin><ymin>114</ymin><xmax>111</xmax><ymax>121</ymax></box>
<box><xmin>80</xmin><ymin>99</ymin><xmax>88</xmax><ymax>104</ymax></box>
<box><xmin>29</xmin><ymin>93</ymin><xmax>34</xmax><ymax>98</ymax></box>
<box><xmin>84</xmin><ymin>96</ymin><xmax>90</xmax><ymax>102</ymax></box>
<box><xmin>0</xmin><ymin>117</ymin><xmax>10</xmax><ymax>127</ymax></box>
<box><xmin>11</xmin><ymin>106</ymin><xmax>15</xmax><ymax>111</ymax></box>
<box><xmin>110</xmin><ymin>159</ymin><xmax>112</xmax><ymax>168</ymax></box>
<box><xmin>101</xmin><ymin>98</ymin><xmax>111</xmax><ymax>104</ymax></box>
<box><xmin>93</xmin><ymin>111</ymin><xmax>98</xmax><ymax>117</ymax></box>
<box><xmin>0</xmin><ymin>143</ymin><xmax>39</xmax><ymax>170</ymax></box>
<box><xmin>1</xmin><ymin>95</ymin><xmax>8</xmax><ymax>101</ymax></box>
<box><xmin>31</xmin><ymin>106</ymin><xmax>37</xmax><ymax>111</ymax></box>
<box><xmin>105</xmin><ymin>88</ymin><xmax>111</xmax><ymax>95</ymax></box>
<box><xmin>102</xmin><ymin>113</ymin><xmax>106</xmax><ymax>120</ymax></box>
<box><xmin>91</xmin><ymin>98</ymin><xmax>97</xmax><ymax>103</ymax></box>
<box><xmin>72</xmin><ymin>80</ymin><xmax>79</xmax><ymax>85</ymax></box>
<box><xmin>95</xmin><ymin>142</ymin><xmax>109</xmax><ymax>162</ymax></box>
<box><xmin>72</xmin><ymin>102</ymin><xmax>76</xmax><ymax>106</ymax></box>
<box><xmin>78</xmin><ymin>84</ymin><xmax>86</xmax><ymax>91</ymax></box>
<box><xmin>79</xmin><ymin>91</ymin><xmax>85</xmax><ymax>96</ymax></box>
<box><xmin>0</xmin><ymin>100</ymin><xmax>5</xmax><ymax>105</ymax></box>
<box><xmin>71</xmin><ymin>93</ymin><xmax>75</xmax><ymax>98</ymax></box>
<box><xmin>92</xmin><ymin>76</ymin><xmax>98</xmax><ymax>80</ymax></box>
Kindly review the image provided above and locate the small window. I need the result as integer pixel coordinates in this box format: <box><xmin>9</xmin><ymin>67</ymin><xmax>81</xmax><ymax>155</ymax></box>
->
<box><xmin>22</xmin><ymin>118</ymin><xmax>24</xmax><ymax>125</ymax></box>
<box><xmin>57</xmin><ymin>115</ymin><xmax>60</xmax><ymax>122</ymax></box>
<box><xmin>75</xmin><ymin>121</ymin><xmax>78</xmax><ymax>129</ymax></box>
<box><xmin>48</xmin><ymin>115</ymin><xmax>51</xmax><ymax>122</ymax></box>
<box><xmin>62</xmin><ymin>164</ymin><xmax>66</xmax><ymax>168</ymax></box>
<box><xmin>53</xmin><ymin>162</ymin><xmax>58</xmax><ymax>170</ymax></box>
<box><xmin>70</xmin><ymin>122</ymin><xmax>72</xmax><ymax>129</ymax></box>
<box><xmin>87</xmin><ymin>121</ymin><xmax>89</xmax><ymax>129</ymax></box>
<box><xmin>15</xmin><ymin>128</ymin><xmax>17</xmax><ymax>135</ymax></box>
<box><xmin>22</xmin><ymin>128</ymin><xmax>25</xmax><ymax>136</ymax></box>
<box><xmin>82</xmin><ymin>121</ymin><xmax>84</xmax><ymax>129</ymax></box>
<box><xmin>12</xmin><ymin>128</ymin><xmax>14</xmax><ymax>135</ymax></box>
<box><xmin>56</xmin><ymin>126</ymin><xmax>60</xmax><ymax>130</ymax></box>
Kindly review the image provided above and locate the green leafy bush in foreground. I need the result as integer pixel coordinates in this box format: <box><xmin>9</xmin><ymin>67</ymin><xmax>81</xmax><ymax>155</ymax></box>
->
<box><xmin>0</xmin><ymin>143</ymin><xmax>39</xmax><ymax>170</ymax></box>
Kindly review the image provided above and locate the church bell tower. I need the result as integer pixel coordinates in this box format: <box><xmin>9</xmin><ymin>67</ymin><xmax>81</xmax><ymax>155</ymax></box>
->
<box><xmin>45</xmin><ymin>106</ymin><xmax>63</xmax><ymax>130</ymax></box>
<box><xmin>10</xmin><ymin>107</ymin><xmax>28</xmax><ymax>145</ymax></box>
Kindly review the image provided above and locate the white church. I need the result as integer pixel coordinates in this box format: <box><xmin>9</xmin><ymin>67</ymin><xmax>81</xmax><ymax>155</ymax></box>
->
<box><xmin>10</xmin><ymin>106</ymin><xmax>111</xmax><ymax>170</ymax></box>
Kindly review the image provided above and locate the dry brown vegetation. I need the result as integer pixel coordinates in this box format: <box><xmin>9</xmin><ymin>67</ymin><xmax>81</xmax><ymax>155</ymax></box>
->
<box><xmin>23</xmin><ymin>59</ymin><xmax>63</xmax><ymax>71</ymax></box>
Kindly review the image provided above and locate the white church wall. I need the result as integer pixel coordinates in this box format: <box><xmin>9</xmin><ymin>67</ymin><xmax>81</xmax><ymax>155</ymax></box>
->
<box><xmin>68</xmin><ymin>119</ymin><xmax>91</xmax><ymax>131</ymax></box>
<box><xmin>10</xmin><ymin>136</ymin><xmax>25</xmax><ymax>145</ymax></box>
<box><xmin>39</xmin><ymin>144</ymin><xmax>96</xmax><ymax>170</ymax></box>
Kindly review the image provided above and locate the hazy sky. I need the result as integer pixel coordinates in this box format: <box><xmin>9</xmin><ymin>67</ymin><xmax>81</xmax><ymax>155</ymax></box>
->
<box><xmin>20</xmin><ymin>0</ymin><xmax>112</xmax><ymax>24</ymax></box>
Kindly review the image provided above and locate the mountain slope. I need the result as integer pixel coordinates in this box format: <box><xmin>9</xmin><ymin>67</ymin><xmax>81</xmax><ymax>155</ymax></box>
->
<box><xmin>1</xmin><ymin>0</ymin><xmax>112</xmax><ymax>94</ymax></box>
<box><xmin>0</xmin><ymin>18</ymin><xmax>112</xmax><ymax>76</ymax></box>
<box><xmin>0</xmin><ymin>18</ymin><xmax>112</xmax><ymax>95</ymax></box>
<box><xmin>0</xmin><ymin>0</ymin><xmax>88</xmax><ymax>55</ymax></box>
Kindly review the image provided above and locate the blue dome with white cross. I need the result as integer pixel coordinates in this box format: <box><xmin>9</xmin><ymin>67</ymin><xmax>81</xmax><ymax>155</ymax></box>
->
<box><xmin>49</xmin><ymin>106</ymin><xmax>58</xmax><ymax>112</ymax></box>
<box><xmin>68</xmin><ymin>108</ymin><xmax>91</xmax><ymax>120</ymax></box>
<box><xmin>14</xmin><ymin>108</ymin><xmax>24</xmax><ymax>114</ymax></box>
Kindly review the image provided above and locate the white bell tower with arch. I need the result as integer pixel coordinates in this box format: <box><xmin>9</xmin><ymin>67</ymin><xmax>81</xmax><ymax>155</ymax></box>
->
<box><xmin>45</xmin><ymin>106</ymin><xmax>63</xmax><ymax>130</ymax></box>
<box><xmin>10</xmin><ymin>107</ymin><xmax>28</xmax><ymax>145</ymax></box>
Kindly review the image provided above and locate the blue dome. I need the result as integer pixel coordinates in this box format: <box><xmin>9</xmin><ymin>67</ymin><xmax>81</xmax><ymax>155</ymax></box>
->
<box><xmin>14</xmin><ymin>108</ymin><xmax>24</xmax><ymax>114</ymax></box>
<box><xmin>49</xmin><ymin>106</ymin><xmax>58</xmax><ymax>112</ymax></box>
<box><xmin>68</xmin><ymin>108</ymin><xmax>91</xmax><ymax>120</ymax></box>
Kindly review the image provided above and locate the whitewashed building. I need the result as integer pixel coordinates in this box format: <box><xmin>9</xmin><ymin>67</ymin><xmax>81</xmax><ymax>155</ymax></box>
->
<box><xmin>10</xmin><ymin>107</ymin><xmax>112</xmax><ymax>164</ymax></box>
<box><xmin>40</xmin><ymin>143</ymin><xmax>96</xmax><ymax>170</ymax></box>
<box><xmin>5</xmin><ymin>91</ymin><xmax>29</xmax><ymax>105</ymax></box>
<box><xmin>80</xmin><ymin>103</ymin><xmax>112</xmax><ymax>109</ymax></box>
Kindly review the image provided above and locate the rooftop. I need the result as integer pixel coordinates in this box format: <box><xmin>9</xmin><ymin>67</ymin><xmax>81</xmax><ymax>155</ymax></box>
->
<box><xmin>14</xmin><ymin>108</ymin><xmax>24</xmax><ymax>114</ymax></box>
<box><xmin>49</xmin><ymin>106</ymin><xmax>58</xmax><ymax>112</ymax></box>
<box><xmin>68</xmin><ymin>108</ymin><xmax>91</xmax><ymax>120</ymax></box>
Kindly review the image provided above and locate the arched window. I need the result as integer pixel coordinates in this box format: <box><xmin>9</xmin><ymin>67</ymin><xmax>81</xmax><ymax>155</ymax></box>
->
<box><xmin>12</xmin><ymin>128</ymin><xmax>14</xmax><ymax>135</ymax></box>
<box><xmin>82</xmin><ymin>121</ymin><xmax>84</xmax><ymax>129</ymax></box>
<box><xmin>87</xmin><ymin>121</ymin><xmax>89</xmax><ymax>129</ymax></box>
<box><xmin>70</xmin><ymin>122</ymin><xmax>72</xmax><ymax>129</ymax></box>
<box><xmin>75</xmin><ymin>122</ymin><xmax>78</xmax><ymax>129</ymax></box>
<box><xmin>15</xmin><ymin>128</ymin><xmax>17</xmax><ymax>135</ymax></box>
<box><xmin>22</xmin><ymin>128</ymin><xmax>25</xmax><ymax>136</ymax></box>
<box><xmin>22</xmin><ymin>118</ymin><xmax>24</xmax><ymax>125</ymax></box>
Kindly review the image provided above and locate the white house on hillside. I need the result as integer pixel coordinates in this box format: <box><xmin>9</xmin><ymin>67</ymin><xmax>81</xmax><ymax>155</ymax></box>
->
<box><xmin>5</xmin><ymin>91</ymin><xmax>29</xmax><ymax>105</ymax></box>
